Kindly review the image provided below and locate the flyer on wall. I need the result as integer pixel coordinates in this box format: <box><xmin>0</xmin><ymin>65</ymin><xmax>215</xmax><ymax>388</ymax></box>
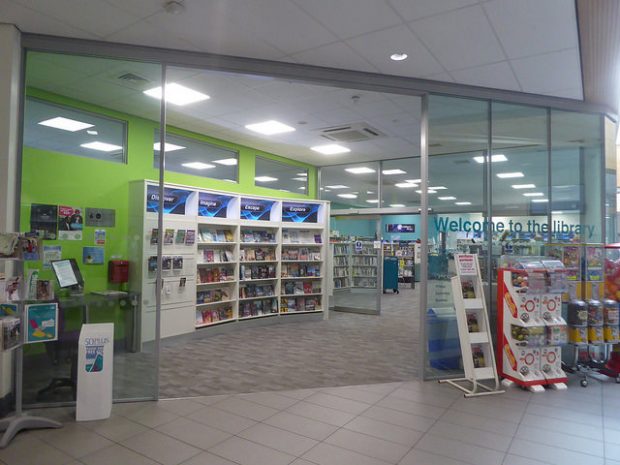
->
<box><xmin>83</xmin><ymin>246</ymin><xmax>104</xmax><ymax>265</ymax></box>
<box><xmin>57</xmin><ymin>205</ymin><xmax>84</xmax><ymax>240</ymax></box>
<box><xmin>94</xmin><ymin>229</ymin><xmax>106</xmax><ymax>245</ymax></box>
<box><xmin>25</xmin><ymin>303</ymin><xmax>58</xmax><ymax>344</ymax></box>
<box><xmin>42</xmin><ymin>245</ymin><xmax>62</xmax><ymax>269</ymax></box>
<box><xmin>30</xmin><ymin>204</ymin><xmax>58</xmax><ymax>240</ymax></box>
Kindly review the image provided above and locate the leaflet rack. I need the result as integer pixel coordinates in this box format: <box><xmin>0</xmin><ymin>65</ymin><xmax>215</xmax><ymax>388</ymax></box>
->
<box><xmin>439</xmin><ymin>254</ymin><xmax>504</xmax><ymax>397</ymax></box>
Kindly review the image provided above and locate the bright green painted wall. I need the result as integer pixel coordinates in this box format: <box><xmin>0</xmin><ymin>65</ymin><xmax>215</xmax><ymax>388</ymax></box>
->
<box><xmin>21</xmin><ymin>88</ymin><xmax>318</xmax><ymax>292</ymax></box>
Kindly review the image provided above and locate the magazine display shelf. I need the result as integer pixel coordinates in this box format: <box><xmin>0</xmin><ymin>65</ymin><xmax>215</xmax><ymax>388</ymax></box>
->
<box><xmin>128</xmin><ymin>181</ymin><xmax>329</xmax><ymax>345</ymax></box>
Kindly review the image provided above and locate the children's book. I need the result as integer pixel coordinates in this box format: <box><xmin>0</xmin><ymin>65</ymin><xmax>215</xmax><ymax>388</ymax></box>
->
<box><xmin>175</xmin><ymin>229</ymin><xmax>186</xmax><ymax>244</ymax></box>
<box><xmin>0</xmin><ymin>316</ymin><xmax>21</xmax><ymax>350</ymax></box>
<box><xmin>164</xmin><ymin>229</ymin><xmax>175</xmax><ymax>245</ymax></box>
<box><xmin>185</xmin><ymin>230</ymin><xmax>196</xmax><ymax>245</ymax></box>
<box><xmin>224</xmin><ymin>230</ymin><xmax>234</xmax><ymax>242</ymax></box>
<box><xmin>150</xmin><ymin>228</ymin><xmax>159</xmax><ymax>245</ymax></box>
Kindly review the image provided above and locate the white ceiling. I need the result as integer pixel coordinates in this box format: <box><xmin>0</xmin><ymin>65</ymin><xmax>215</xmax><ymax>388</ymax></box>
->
<box><xmin>2</xmin><ymin>0</ymin><xmax>583</xmax><ymax>99</ymax></box>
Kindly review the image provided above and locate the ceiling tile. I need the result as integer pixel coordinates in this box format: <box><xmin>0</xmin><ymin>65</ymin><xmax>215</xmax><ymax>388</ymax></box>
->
<box><xmin>388</xmin><ymin>0</ymin><xmax>479</xmax><ymax>22</ymax></box>
<box><xmin>103</xmin><ymin>0</ymin><xmax>164</xmax><ymax>17</ymax></box>
<box><xmin>450</xmin><ymin>61</ymin><xmax>521</xmax><ymax>91</ymax></box>
<box><xmin>422</xmin><ymin>72</ymin><xmax>455</xmax><ymax>82</ymax></box>
<box><xmin>511</xmin><ymin>48</ymin><xmax>582</xmax><ymax>96</ymax></box>
<box><xmin>292</xmin><ymin>0</ymin><xmax>402</xmax><ymax>40</ymax></box>
<box><xmin>411</xmin><ymin>5</ymin><xmax>506</xmax><ymax>71</ymax></box>
<box><xmin>542</xmin><ymin>88</ymin><xmax>584</xmax><ymax>100</ymax></box>
<box><xmin>106</xmin><ymin>19</ymin><xmax>202</xmax><ymax>52</ymax></box>
<box><xmin>347</xmin><ymin>24</ymin><xmax>444</xmax><ymax>77</ymax></box>
<box><xmin>483</xmin><ymin>0</ymin><xmax>579</xmax><ymax>59</ymax></box>
<box><xmin>291</xmin><ymin>42</ymin><xmax>378</xmax><ymax>73</ymax></box>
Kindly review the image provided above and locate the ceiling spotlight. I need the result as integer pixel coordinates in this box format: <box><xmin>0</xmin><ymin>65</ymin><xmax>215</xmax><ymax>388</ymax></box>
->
<box><xmin>390</xmin><ymin>53</ymin><xmax>408</xmax><ymax>61</ymax></box>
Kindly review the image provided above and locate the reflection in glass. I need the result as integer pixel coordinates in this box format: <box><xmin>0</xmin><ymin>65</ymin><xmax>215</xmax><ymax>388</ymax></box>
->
<box><xmin>321</xmin><ymin>162</ymin><xmax>379</xmax><ymax>209</ymax></box>
<box><xmin>255</xmin><ymin>156</ymin><xmax>307</xmax><ymax>194</ymax></box>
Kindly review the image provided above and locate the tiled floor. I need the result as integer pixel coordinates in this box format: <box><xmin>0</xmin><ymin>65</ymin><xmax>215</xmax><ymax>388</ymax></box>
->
<box><xmin>2</xmin><ymin>376</ymin><xmax>620</xmax><ymax>465</ymax></box>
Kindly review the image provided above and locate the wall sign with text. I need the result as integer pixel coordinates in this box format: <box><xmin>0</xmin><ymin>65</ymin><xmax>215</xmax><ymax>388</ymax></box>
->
<box><xmin>386</xmin><ymin>224</ymin><xmax>415</xmax><ymax>233</ymax></box>
<box><xmin>240</xmin><ymin>198</ymin><xmax>275</xmax><ymax>221</ymax></box>
<box><xmin>146</xmin><ymin>185</ymin><xmax>192</xmax><ymax>215</ymax></box>
<box><xmin>198</xmin><ymin>192</ymin><xmax>233</xmax><ymax>218</ymax></box>
<box><xmin>282</xmin><ymin>202</ymin><xmax>319</xmax><ymax>223</ymax></box>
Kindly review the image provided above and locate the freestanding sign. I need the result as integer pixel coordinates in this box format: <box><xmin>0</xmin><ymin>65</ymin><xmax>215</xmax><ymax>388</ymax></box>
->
<box><xmin>77</xmin><ymin>323</ymin><xmax>114</xmax><ymax>421</ymax></box>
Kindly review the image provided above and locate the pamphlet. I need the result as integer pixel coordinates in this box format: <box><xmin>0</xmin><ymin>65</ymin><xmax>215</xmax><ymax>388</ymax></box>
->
<box><xmin>94</xmin><ymin>229</ymin><xmax>106</xmax><ymax>245</ymax></box>
<box><xmin>25</xmin><ymin>303</ymin><xmax>58</xmax><ymax>343</ymax></box>
<box><xmin>83</xmin><ymin>246</ymin><xmax>104</xmax><ymax>265</ymax></box>
<box><xmin>42</xmin><ymin>245</ymin><xmax>62</xmax><ymax>269</ymax></box>
<box><xmin>57</xmin><ymin>205</ymin><xmax>84</xmax><ymax>240</ymax></box>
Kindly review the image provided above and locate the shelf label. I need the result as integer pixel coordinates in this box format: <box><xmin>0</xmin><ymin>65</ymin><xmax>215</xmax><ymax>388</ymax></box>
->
<box><xmin>240</xmin><ymin>198</ymin><xmax>275</xmax><ymax>221</ymax></box>
<box><xmin>146</xmin><ymin>185</ymin><xmax>191</xmax><ymax>215</ymax></box>
<box><xmin>198</xmin><ymin>192</ymin><xmax>233</xmax><ymax>218</ymax></box>
<box><xmin>282</xmin><ymin>202</ymin><xmax>319</xmax><ymax>223</ymax></box>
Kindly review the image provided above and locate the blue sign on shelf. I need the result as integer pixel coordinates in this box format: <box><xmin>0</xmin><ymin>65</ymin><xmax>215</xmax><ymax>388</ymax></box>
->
<box><xmin>198</xmin><ymin>192</ymin><xmax>233</xmax><ymax>218</ymax></box>
<box><xmin>282</xmin><ymin>202</ymin><xmax>319</xmax><ymax>223</ymax></box>
<box><xmin>240</xmin><ymin>198</ymin><xmax>274</xmax><ymax>221</ymax></box>
<box><xmin>146</xmin><ymin>185</ymin><xmax>191</xmax><ymax>215</ymax></box>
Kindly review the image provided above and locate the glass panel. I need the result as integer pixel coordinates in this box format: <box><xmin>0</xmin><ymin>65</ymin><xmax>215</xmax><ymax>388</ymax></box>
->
<box><xmin>255</xmin><ymin>156</ymin><xmax>307</xmax><ymax>194</ymax></box>
<box><xmin>381</xmin><ymin>158</ymin><xmax>421</xmax><ymax>209</ymax></box>
<box><xmin>21</xmin><ymin>51</ymin><xmax>162</xmax><ymax>404</ymax></box>
<box><xmin>426</xmin><ymin>95</ymin><xmax>489</xmax><ymax>380</ymax></box>
<box><xmin>154</xmin><ymin>131</ymin><xmax>238</xmax><ymax>182</ymax></box>
<box><xmin>604</xmin><ymin>116</ymin><xmax>616</xmax><ymax>243</ymax></box>
<box><xmin>321</xmin><ymin>162</ymin><xmax>379</xmax><ymax>209</ymax></box>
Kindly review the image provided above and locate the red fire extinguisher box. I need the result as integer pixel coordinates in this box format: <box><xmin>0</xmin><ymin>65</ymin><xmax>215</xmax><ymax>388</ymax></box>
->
<box><xmin>108</xmin><ymin>260</ymin><xmax>129</xmax><ymax>284</ymax></box>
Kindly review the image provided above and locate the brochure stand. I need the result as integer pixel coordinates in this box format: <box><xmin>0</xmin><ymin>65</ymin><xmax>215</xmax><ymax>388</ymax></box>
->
<box><xmin>439</xmin><ymin>254</ymin><xmax>504</xmax><ymax>397</ymax></box>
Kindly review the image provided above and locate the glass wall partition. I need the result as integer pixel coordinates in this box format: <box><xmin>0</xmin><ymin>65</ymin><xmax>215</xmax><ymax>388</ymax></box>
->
<box><xmin>21</xmin><ymin>52</ymin><xmax>163</xmax><ymax>404</ymax></box>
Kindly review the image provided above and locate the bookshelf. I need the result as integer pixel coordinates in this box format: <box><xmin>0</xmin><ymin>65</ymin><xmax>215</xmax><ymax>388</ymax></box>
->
<box><xmin>332</xmin><ymin>242</ymin><xmax>351</xmax><ymax>290</ymax></box>
<box><xmin>351</xmin><ymin>241</ymin><xmax>378</xmax><ymax>289</ymax></box>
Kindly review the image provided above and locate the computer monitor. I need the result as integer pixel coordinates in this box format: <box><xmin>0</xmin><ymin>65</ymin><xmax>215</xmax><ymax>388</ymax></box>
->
<box><xmin>51</xmin><ymin>258</ymin><xmax>84</xmax><ymax>290</ymax></box>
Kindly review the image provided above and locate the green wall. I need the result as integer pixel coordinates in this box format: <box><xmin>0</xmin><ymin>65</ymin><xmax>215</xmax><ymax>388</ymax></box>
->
<box><xmin>21</xmin><ymin>88</ymin><xmax>319</xmax><ymax>292</ymax></box>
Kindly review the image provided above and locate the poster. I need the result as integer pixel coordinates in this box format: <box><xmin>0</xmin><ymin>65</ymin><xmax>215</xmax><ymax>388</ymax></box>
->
<box><xmin>94</xmin><ymin>229</ymin><xmax>106</xmax><ymax>245</ymax></box>
<box><xmin>240</xmin><ymin>198</ymin><xmax>274</xmax><ymax>221</ymax></box>
<box><xmin>30</xmin><ymin>204</ymin><xmax>57</xmax><ymax>240</ymax></box>
<box><xmin>43</xmin><ymin>245</ymin><xmax>62</xmax><ymax>269</ymax></box>
<box><xmin>83</xmin><ymin>246</ymin><xmax>104</xmax><ymax>265</ymax></box>
<box><xmin>456</xmin><ymin>254</ymin><xmax>477</xmax><ymax>276</ymax></box>
<box><xmin>145</xmin><ymin>185</ymin><xmax>192</xmax><ymax>215</ymax></box>
<box><xmin>25</xmin><ymin>303</ymin><xmax>58</xmax><ymax>343</ymax></box>
<box><xmin>57</xmin><ymin>205</ymin><xmax>84</xmax><ymax>240</ymax></box>
<box><xmin>198</xmin><ymin>192</ymin><xmax>233</xmax><ymax>218</ymax></box>
<box><xmin>281</xmin><ymin>202</ymin><xmax>319</xmax><ymax>223</ymax></box>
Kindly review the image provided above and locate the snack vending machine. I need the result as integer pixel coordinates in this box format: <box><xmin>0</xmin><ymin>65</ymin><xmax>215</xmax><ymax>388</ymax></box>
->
<box><xmin>497</xmin><ymin>256</ymin><xmax>568</xmax><ymax>392</ymax></box>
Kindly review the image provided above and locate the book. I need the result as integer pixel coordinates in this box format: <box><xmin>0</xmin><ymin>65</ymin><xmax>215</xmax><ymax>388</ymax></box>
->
<box><xmin>150</xmin><ymin>228</ymin><xmax>159</xmax><ymax>245</ymax></box>
<box><xmin>0</xmin><ymin>317</ymin><xmax>21</xmax><ymax>351</ymax></box>
<box><xmin>290</xmin><ymin>230</ymin><xmax>299</xmax><ymax>243</ymax></box>
<box><xmin>162</xmin><ymin>256</ymin><xmax>172</xmax><ymax>270</ymax></box>
<box><xmin>36</xmin><ymin>280</ymin><xmax>54</xmax><ymax>301</ymax></box>
<box><xmin>164</xmin><ymin>229</ymin><xmax>175</xmax><ymax>245</ymax></box>
<box><xmin>294</xmin><ymin>283</ymin><xmax>304</xmax><ymax>295</ymax></box>
<box><xmin>173</xmin><ymin>256</ymin><xmax>183</xmax><ymax>270</ymax></box>
<box><xmin>246</xmin><ymin>249</ymin><xmax>256</xmax><ymax>261</ymax></box>
<box><xmin>284</xmin><ymin>281</ymin><xmax>295</xmax><ymax>295</ymax></box>
<box><xmin>215</xmin><ymin>230</ymin><xmax>226</xmax><ymax>242</ymax></box>
<box><xmin>148</xmin><ymin>256</ymin><xmax>157</xmax><ymax>272</ymax></box>
<box><xmin>224</xmin><ymin>250</ymin><xmax>234</xmax><ymax>262</ymax></box>
<box><xmin>303</xmin><ymin>282</ymin><xmax>313</xmax><ymax>294</ymax></box>
<box><xmin>185</xmin><ymin>230</ymin><xmax>196</xmax><ymax>245</ymax></box>
<box><xmin>205</xmin><ymin>250</ymin><xmax>214</xmax><ymax>263</ymax></box>
<box><xmin>224</xmin><ymin>230</ymin><xmax>234</xmax><ymax>242</ymax></box>
<box><xmin>5</xmin><ymin>277</ymin><xmax>21</xmax><ymax>302</ymax></box>
<box><xmin>314</xmin><ymin>234</ymin><xmax>322</xmax><ymax>244</ymax></box>
<box><xmin>175</xmin><ymin>229</ymin><xmax>186</xmax><ymax>244</ymax></box>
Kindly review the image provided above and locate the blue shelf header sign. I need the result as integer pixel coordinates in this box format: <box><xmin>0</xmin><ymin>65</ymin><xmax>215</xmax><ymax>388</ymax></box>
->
<box><xmin>282</xmin><ymin>202</ymin><xmax>319</xmax><ymax>223</ymax></box>
<box><xmin>146</xmin><ymin>185</ymin><xmax>192</xmax><ymax>215</ymax></box>
<box><xmin>198</xmin><ymin>192</ymin><xmax>233</xmax><ymax>218</ymax></box>
<box><xmin>240</xmin><ymin>198</ymin><xmax>274</xmax><ymax>221</ymax></box>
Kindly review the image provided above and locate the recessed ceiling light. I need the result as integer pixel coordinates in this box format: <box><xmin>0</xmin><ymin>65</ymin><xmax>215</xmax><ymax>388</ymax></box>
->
<box><xmin>86</xmin><ymin>129</ymin><xmax>98</xmax><ymax>135</ymax></box>
<box><xmin>292</xmin><ymin>177</ymin><xmax>307</xmax><ymax>181</ymax></box>
<box><xmin>523</xmin><ymin>192</ymin><xmax>544</xmax><ymax>197</ymax></box>
<box><xmin>298</xmin><ymin>186</ymin><xmax>306</xmax><ymax>190</ymax></box>
<box><xmin>531</xmin><ymin>199</ymin><xmax>549</xmax><ymax>203</ymax></box>
<box><xmin>367</xmin><ymin>191</ymin><xmax>374</xmax><ymax>194</ymax></box>
<box><xmin>390</xmin><ymin>204</ymin><xmax>405</xmax><ymax>208</ymax></box>
<box><xmin>143</xmin><ymin>83</ymin><xmax>210</xmax><ymax>106</ymax></box>
<box><xmin>405</xmin><ymin>179</ymin><xmax>421</xmax><ymax>184</ymax></box>
<box><xmin>428</xmin><ymin>186</ymin><xmax>447</xmax><ymax>190</ymax></box>
<box><xmin>80</xmin><ymin>141</ymin><xmax>123</xmax><ymax>152</ymax></box>
<box><xmin>382</xmin><ymin>169</ymin><xmax>406</xmax><ymax>175</ymax></box>
<box><xmin>213</xmin><ymin>158</ymin><xmax>238</xmax><ymax>166</ymax></box>
<box><xmin>296</xmin><ymin>172</ymin><xmax>307</xmax><ymax>177</ymax></box>
<box><xmin>153</xmin><ymin>142</ymin><xmax>186</xmax><ymax>152</ymax></box>
<box><xmin>416</xmin><ymin>190</ymin><xmax>437</xmax><ymax>194</ymax></box>
<box><xmin>182</xmin><ymin>162</ymin><xmax>215</xmax><ymax>170</ymax></box>
<box><xmin>552</xmin><ymin>211</ymin><xmax>564</xmax><ymax>214</ymax></box>
<box><xmin>390</xmin><ymin>53</ymin><xmax>408</xmax><ymax>61</ymax></box>
<box><xmin>345</xmin><ymin>167</ymin><xmax>376</xmax><ymax>174</ymax></box>
<box><xmin>38</xmin><ymin>116</ymin><xmax>94</xmax><ymax>132</ymax></box>
<box><xmin>438</xmin><ymin>196</ymin><xmax>456</xmax><ymax>200</ymax></box>
<box><xmin>311</xmin><ymin>144</ymin><xmax>350</xmax><ymax>155</ymax></box>
<box><xmin>255</xmin><ymin>176</ymin><xmax>278</xmax><ymax>182</ymax></box>
<box><xmin>396</xmin><ymin>183</ymin><xmax>417</xmax><ymax>188</ymax></box>
<box><xmin>473</xmin><ymin>154</ymin><xmax>507</xmax><ymax>163</ymax></box>
<box><xmin>338</xmin><ymin>193</ymin><xmax>357</xmax><ymax>199</ymax></box>
<box><xmin>496</xmin><ymin>172</ymin><xmax>524</xmax><ymax>179</ymax></box>
<box><xmin>366</xmin><ymin>199</ymin><xmax>379</xmax><ymax>204</ymax></box>
<box><xmin>512</xmin><ymin>184</ymin><xmax>536</xmax><ymax>189</ymax></box>
<box><xmin>245</xmin><ymin>120</ymin><xmax>295</xmax><ymax>135</ymax></box>
<box><xmin>324</xmin><ymin>189</ymin><xmax>331</xmax><ymax>192</ymax></box>
<box><xmin>455</xmin><ymin>201</ymin><xmax>472</xmax><ymax>206</ymax></box>
<box><xmin>325</xmin><ymin>185</ymin><xmax>349</xmax><ymax>189</ymax></box>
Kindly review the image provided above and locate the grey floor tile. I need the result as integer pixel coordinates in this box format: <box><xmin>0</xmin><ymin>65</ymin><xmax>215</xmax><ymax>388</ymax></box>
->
<box><xmin>398</xmin><ymin>448</ymin><xmax>474</xmax><ymax>465</ymax></box>
<box><xmin>355</xmin><ymin>383</ymin><xmax>402</xmax><ymax>395</ymax></box>
<box><xmin>286</xmin><ymin>401</ymin><xmax>356</xmax><ymax>427</ymax></box>
<box><xmin>121</xmin><ymin>430</ymin><xmax>201</xmax><ymax>465</ymax></box>
<box><xmin>304</xmin><ymin>391</ymin><xmax>372</xmax><ymax>414</ymax></box>
<box><xmin>81</xmin><ymin>414</ymin><xmax>148</xmax><ymax>442</ymax></box>
<box><xmin>343</xmin><ymin>415</ymin><xmax>423</xmax><ymax>447</ymax></box>
<box><xmin>324</xmin><ymin>428</ymin><xmax>411</xmax><ymax>463</ymax></box>
<box><xmin>440</xmin><ymin>409</ymin><xmax>519</xmax><ymax>436</ymax></box>
<box><xmin>521</xmin><ymin>413</ymin><xmax>603</xmax><ymax>440</ymax></box>
<box><xmin>290</xmin><ymin>460</ymin><xmax>319</xmax><ymax>465</ymax></box>
<box><xmin>428</xmin><ymin>420</ymin><xmax>513</xmax><ymax>452</ymax></box>
<box><xmin>238</xmin><ymin>422</ymin><xmax>318</xmax><ymax>456</ymax></box>
<box><xmin>503</xmin><ymin>455</ymin><xmax>553</xmax><ymax>465</ymax></box>
<box><xmin>212</xmin><ymin>397</ymin><xmax>278</xmax><ymax>421</ymax></box>
<box><xmin>376</xmin><ymin>396</ymin><xmax>445</xmax><ymax>419</ymax></box>
<box><xmin>277</xmin><ymin>388</ymin><xmax>317</xmax><ymax>400</ymax></box>
<box><xmin>450</xmin><ymin>398</ymin><xmax>523</xmax><ymax>423</ymax></box>
<box><xmin>526</xmin><ymin>403</ymin><xmax>603</xmax><ymax>427</ymax></box>
<box><xmin>122</xmin><ymin>404</ymin><xmax>180</xmax><ymax>428</ymax></box>
<box><xmin>515</xmin><ymin>424</ymin><xmax>604</xmax><ymax>457</ymax></box>
<box><xmin>37</xmin><ymin>423</ymin><xmax>114</xmax><ymax>458</ymax></box>
<box><xmin>191</xmin><ymin>395</ymin><xmax>230</xmax><ymax>406</ymax></box>
<box><xmin>236</xmin><ymin>391</ymin><xmax>300</xmax><ymax>410</ymax></box>
<box><xmin>318</xmin><ymin>386</ymin><xmax>386</xmax><ymax>404</ymax></box>
<box><xmin>508</xmin><ymin>438</ymin><xmax>604</xmax><ymax>465</ymax></box>
<box><xmin>187</xmin><ymin>406</ymin><xmax>257</xmax><ymax>434</ymax></box>
<box><xmin>415</xmin><ymin>433</ymin><xmax>505</xmax><ymax>465</ymax></box>
<box><xmin>302</xmin><ymin>442</ymin><xmax>392</xmax><ymax>465</ymax></box>
<box><xmin>264</xmin><ymin>411</ymin><xmax>339</xmax><ymax>441</ymax></box>
<box><xmin>157</xmin><ymin>398</ymin><xmax>208</xmax><ymax>416</ymax></box>
<box><xmin>81</xmin><ymin>444</ymin><xmax>159</xmax><ymax>465</ymax></box>
<box><xmin>361</xmin><ymin>405</ymin><xmax>436</xmax><ymax>432</ymax></box>
<box><xmin>0</xmin><ymin>434</ymin><xmax>73</xmax><ymax>465</ymax></box>
<box><xmin>208</xmin><ymin>436</ymin><xmax>295</xmax><ymax>465</ymax></box>
<box><xmin>528</xmin><ymin>392</ymin><xmax>603</xmax><ymax>414</ymax></box>
<box><xmin>388</xmin><ymin>386</ymin><xmax>459</xmax><ymax>408</ymax></box>
<box><xmin>179</xmin><ymin>451</ymin><xmax>239</xmax><ymax>465</ymax></box>
<box><xmin>156</xmin><ymin>417</ymin><xmax>232</xmax><ymax>450</ymax></box>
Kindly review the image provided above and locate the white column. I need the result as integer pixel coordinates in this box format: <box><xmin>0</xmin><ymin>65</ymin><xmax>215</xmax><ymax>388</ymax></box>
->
<box><xmin>0</xmin><ymin>24</ymin><xmax>22</xmax><ymax>400</ymax></box>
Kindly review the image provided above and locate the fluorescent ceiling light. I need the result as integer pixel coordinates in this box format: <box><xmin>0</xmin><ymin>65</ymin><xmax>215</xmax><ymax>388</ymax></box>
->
<box><xmin>324</xmin><ymin>189</ymin><xmax>331</xmax><ymax>192</ymax></box>
<box><xmin>213</xmin><ymin>158</ymin><xmax>238</xmax><ymax>166</ymax></box>
<box><xmin>86</xmin><ymin>129</ymin><xmax>98</xmax><ymax>135</ymax></box>
<box><xmin>496</xmin><ymin>172</ymin><xmax>524</xmax><ymax>179</ymax></box>
<box><xmin>345</xmin><ymin>167</ymin><xmax>376</xmax><ymax>174</ymax></box>
<box><xmin>416</xmin><ymin>189</ymin><xmax>437</xmax><ymax>194</ymax></box>
<box><xmin>366</xmin><ymin>199</ymin><xmax>379</xmax><ymax>204</ymax></box>
<box><xmin>292</xmin><ymin>177</ymin><xmax>307</xmax><ymax>181</ymax></box>
<box><xmin>38</xmin><ymin>116</ymin><xmax>94</xmax><ymax>132</ymax></box>
<box><xmin>531</xmin><ymin>199</ymin><xmax>549</xmax><ymax>203</ymax></box>
<box><xmin>153</xmin><ymin>142</ymin><xmax>186</xmax><ymax>152</ymax></box>
<box><xmin>296</xmin><ymin>172</ymin><xmax>307</xmax><ymax>177</ymax></box>
<box><xmin>325</xmin><ymin>185</ymin><xmax>349</xmax><ymax>189</ymax></box>
<box><xmin>182</xmin><ymin>162</ymin><xmax>215</xmax><ymax>170</ymax></box>
<box><xmin>473</xmin><ymin>154</ymin><xmax>507</xmax><ymax>164</ymax></box>
<box><xmin>367</xmin><ymin>191</ymin><xmax>374</xmax><ymax>194</ymax></box>
<box><xmin>552</xmin><ymin>211</ymin><xmax>564</xmax><ymax>214</ymax></box>
<box><xmin>390</xmin><ymin>204</ymin><xmax>405</xmax><ymax>208</ymax></box>
<box><xmin>255</xmin><ymin>176</ymin><xmax>278</xmax><ymax>182</ymax></box>
<box><xmin>406</xmin><ymin>179</ymin><xmax>421</xmax><ymax>184</ymax></box>
<box><xmin>455</xmin><ymin>201</ymin><xmax>472</xmax><ymax>206</ymax></box>
<box><xmin>512</xmin><ymin>184</ymin><xmax>536</xmax><ymax>189</ymax></box>
<box><xmin>438</xmin><ymin>196</ymin><xmax>456</xmax><ymax>200</ymax></box>
<box><xmin>390</xmin><ymin>53</ymin><xmax>408</xmax><ymax>61</ymax></box>
<box><xmin>245</xmin><ymin>120</ymin><xmax>295</xmax><ymax>135</ymax></box>
<box><xmin>428</xmin><ymin>186</ymin><xmax>447</xmax><ymax>190</ymax></box>
<box><xmin>338</xmin><ymin>193</ymin><xmax>357</xmax><ymax>199</ymax></box>
<box><xmin>523</xmin><ymin>192</ymin><xmax>544</xmax><ymax>197</ymax></box>
<box><xmin>298</xmin><ymin>186</ymin><xmax>306</xmax><ymax>190</ymax></box>
<box><xmin>143</xmin><ymin>83</ymin><xmax>210</xmax><ymax>106</ymax></box>
<box><xmin>395</xmin><ymin>183</ymin><xmax>416</xmax><ymax>188</ymax></box>
<box><xmin>311</xmin><ymin>144</ymin><xmax>350</xmax><ymax>155</ymax></box>
<box><xmin>80</xmin><ymin>141</ymin><xmax>123</xmax><ymax>152</ymax></box>
<box><xmin>382</xmin><ymin>169</ymin><xmax>406</xmax><ymax>175</ymax></box>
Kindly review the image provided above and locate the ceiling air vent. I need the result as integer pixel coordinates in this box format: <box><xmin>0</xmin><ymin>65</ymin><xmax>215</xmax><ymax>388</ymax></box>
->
<box><xmin>317</xmin><ymin>122</ymin><xmax>385</xmax><ymax>143</ymax></box>
<box><xmin>117</xmin><ymin>72</ymin><xmax>149</xmax><ymax>84</ymax></box>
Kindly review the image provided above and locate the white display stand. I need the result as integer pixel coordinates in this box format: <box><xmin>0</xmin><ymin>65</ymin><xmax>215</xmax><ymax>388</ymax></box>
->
<box><xmin>76</xmin><ymin>323</ymin><xmax>114</xmax><ymax>421</ymax></box>
<box><xmin>439</xmin><ymin>254</ymin><xmax>504</xmax><ymax>397</ymax></box>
